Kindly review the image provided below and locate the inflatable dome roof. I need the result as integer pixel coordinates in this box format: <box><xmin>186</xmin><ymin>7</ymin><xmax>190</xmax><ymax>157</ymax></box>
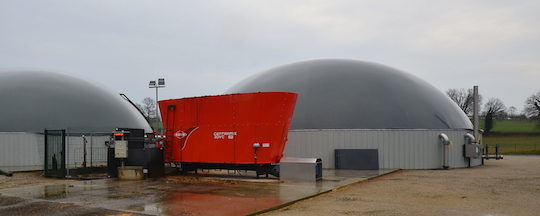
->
<box><xmin>226</xmin><ymin>59</ymin><xmax>472</xmax><ymax>130</ymax></box>
<box><xmin>0</xmin><ymin>71</ymin><xmax>152</xmax><ymax>133</ymax></box>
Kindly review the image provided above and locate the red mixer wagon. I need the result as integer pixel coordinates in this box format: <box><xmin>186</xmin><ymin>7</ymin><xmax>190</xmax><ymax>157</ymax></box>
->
<box><xmin>158</xmin><ymin>92</ymin><xmax>297</xmax><ymax>176</ymax></box>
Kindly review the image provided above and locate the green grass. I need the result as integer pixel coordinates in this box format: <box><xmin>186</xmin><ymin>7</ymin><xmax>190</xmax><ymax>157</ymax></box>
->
<box><xmin>479</xmin><ymin>120</ymin><xmax>540</xmax><ymax>133</ymax></box>
<box><xmin>483</xmin><ymin>136</ymin><xmax>540</xmax><ymax>154</ymax></box>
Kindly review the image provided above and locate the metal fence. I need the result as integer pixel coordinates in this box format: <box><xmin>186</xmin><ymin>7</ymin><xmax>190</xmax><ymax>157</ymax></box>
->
<box><xmin>44</xmin><ymin>130</ymin><xmax>66</xmax><ymax>178</ymax></box>
<box><xmin>0</xmin><ymin>131</ymin><xmax>111</xmax><ymax>174</ymax></box>
<box><xmin>485</xmin><ymin>144</ymin><xmax>540</xmax><ymax>154</ymax></box>
<box><xmin>64</xmin><ymin>130</ymin><xmax>111</xmax><ymax>177</ymax></box>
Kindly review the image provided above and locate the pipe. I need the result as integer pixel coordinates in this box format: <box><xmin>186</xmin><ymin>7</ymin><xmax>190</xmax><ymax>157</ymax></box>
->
<box><xmin>439</xmin><ymin>133</ymin><xmax>450</xmax><ymax>169</ymax></box>
<box><xmin>464</xmin><ymin>133</ymin><xmax>476</xmax><ymax>168</ymax></box>
<box><xmin>473</xmin><ymin>86</ymin><xmax>480</xmax><ymax>142</ymax></box>
<box><xmin>464</xmin><ymin>133</ymin><xmax>475</xmax><ymax>144</ymax></box>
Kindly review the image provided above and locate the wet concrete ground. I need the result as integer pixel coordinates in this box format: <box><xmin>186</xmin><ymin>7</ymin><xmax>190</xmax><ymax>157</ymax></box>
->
<box><xmin>0</xmin><ymin>169</ymin><xmax>395</xmax><ymax>216</ymax></box>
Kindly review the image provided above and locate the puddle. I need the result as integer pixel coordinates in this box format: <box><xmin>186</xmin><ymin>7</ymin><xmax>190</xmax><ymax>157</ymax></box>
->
<box><xmin>0</xmin><ymin>169</ymin><xmax>396</xmax><ymax>215</ymax></box>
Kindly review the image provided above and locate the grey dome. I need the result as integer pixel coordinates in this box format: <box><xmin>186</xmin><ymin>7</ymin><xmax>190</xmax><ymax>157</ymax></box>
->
<box><xmin>0</xmin><ymin>71</ymin><xmax>152</xmax><ymax>133</ymax></box>
<box><xmin>226</xmin><ymin>59</ymin><xmax>472</xmax><ymax>130</ymax></box>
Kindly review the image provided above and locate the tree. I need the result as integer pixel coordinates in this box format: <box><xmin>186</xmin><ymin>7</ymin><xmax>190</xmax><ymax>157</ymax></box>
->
<box><xmin>446</xmin><ymin>88</ymin><xmax>482</xmax><ymax>116</ymax></box>
<box><xmin>483</xmin><ymin>98</ymin><xmax>506</xmax><ymax>134</ymax></box>
<box><xmin>138</xmin><ymin>97</ymin><xmax>156</xmax><ymax>119</ymax></box>
<box><xmin>507</xmin><ymin>106</ymin><xmax>517</xmax><ymax>118</ymax></box>
<box><xmin>484</xmin><ymin>112</ymin><xmax>494</xmax><ymax>134</ymax></box>
<box><xmin>524</xmin><ymin>90</ymin><xmax>540</xmax><ymax>119</ymax></box>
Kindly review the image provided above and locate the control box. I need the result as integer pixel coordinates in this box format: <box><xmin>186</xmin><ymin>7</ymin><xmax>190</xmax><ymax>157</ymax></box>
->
<box><xmin>115</xmin><ymin>140</ymin><xmax>128</xmax><ymax>158</ymax></box>
<box><xmin>464</xmin><ymin>143</ymin><xmax>482</xmax><ymax>159</ymax></box>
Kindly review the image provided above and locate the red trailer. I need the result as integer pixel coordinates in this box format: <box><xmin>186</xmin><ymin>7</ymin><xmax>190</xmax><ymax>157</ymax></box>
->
<box><xmin>158</xmin><ymin>92</ymin><xmax>297</xmax><ymax>176</ymax></box>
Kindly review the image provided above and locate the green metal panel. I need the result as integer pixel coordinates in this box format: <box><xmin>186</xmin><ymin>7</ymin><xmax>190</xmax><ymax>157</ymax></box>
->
<box><xmin>44</xmin><ymin>129</ymin><xmax>66</xmax><ymax>178</ymax></box>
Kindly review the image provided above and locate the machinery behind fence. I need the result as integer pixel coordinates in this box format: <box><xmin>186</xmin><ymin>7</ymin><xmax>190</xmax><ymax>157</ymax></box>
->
<box><xmin>44</xmin><ymin>129</ymin><xmax>111</xmax><ymax>178</ymax></box>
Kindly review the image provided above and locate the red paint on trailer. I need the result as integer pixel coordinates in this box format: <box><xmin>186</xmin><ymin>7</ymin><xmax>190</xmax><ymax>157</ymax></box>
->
<box><xmin>158</xmin><ymin>92</ymin><xmax>297</xmax><ymax>165</ymax></box>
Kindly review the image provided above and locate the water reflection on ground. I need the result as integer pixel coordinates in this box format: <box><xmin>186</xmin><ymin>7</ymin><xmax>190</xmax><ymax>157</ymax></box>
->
<box><xmin>0</xmin><ymin>169</ymin><xmax>396</xmax><ymax>216</ymax></box>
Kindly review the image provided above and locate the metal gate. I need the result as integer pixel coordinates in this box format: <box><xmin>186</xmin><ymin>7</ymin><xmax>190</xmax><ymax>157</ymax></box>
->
<box><xmin>44</xmin><ymin>129</ymin><xmax>66</xmax><ymax>178</ymax></box>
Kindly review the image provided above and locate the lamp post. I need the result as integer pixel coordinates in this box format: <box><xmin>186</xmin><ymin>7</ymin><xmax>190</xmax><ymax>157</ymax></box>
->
<box><xmin>149</xmin><ymin>78</ymin><xmax>165</xmax><ymax>121</ymax></box>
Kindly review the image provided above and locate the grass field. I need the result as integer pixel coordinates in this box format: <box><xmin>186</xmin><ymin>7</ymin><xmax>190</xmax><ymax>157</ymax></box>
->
<box><xmin>477</xmin><ymin>119</ymin><xmax>540</xmax><ymax>154</ymax></box>
<box><xmin>483</xmin><ymin>136</ymin><xmax>540</xmax><ymax>154</ymax></box>
<box><xmin>479</xmin><ymin>120</ymin><xmax>540</xmax><ymax>133</ymax></box>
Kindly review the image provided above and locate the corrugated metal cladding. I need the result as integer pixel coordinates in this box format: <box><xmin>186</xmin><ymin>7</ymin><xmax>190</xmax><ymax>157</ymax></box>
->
<box><xmin>285</xmin><ymin>129</ymin><xmax>482</xmax><ymax>169</ymax></box>
<box><xmin>0</xmin><ymin>132</ymin><xmax>109</xmax><ymax>171</ymax></box>
<box><xmin>0</xmin><ymin>132</ymin><xmax>43</xmax><ymax>171</ymax></box>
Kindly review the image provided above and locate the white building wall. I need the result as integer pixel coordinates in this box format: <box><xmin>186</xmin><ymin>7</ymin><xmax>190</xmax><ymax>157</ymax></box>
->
<box><xmin>285</xmin><ymin>129</ymin><xmax>482</xmax><ymax>169</ymax></box>
<box><xmin>0</xmin><ymin>132</ymin><xmax>109</xmax><ymax>172</ymax></box>
<box><xmin>0</xmin><ymin>132</ymin><xmax>44</xmax><ymax>171</ymax></box>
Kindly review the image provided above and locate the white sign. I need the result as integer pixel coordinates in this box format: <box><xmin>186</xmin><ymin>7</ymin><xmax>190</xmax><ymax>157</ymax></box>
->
<box><xmin>114</xmin><ymin>140</ymin><xmax>128</xmax><ymax>158</ymax></box>
<box><xmin>174</xmin><ymin>130</ymin><xmax>187</xmax><ymax>139</ymax></box>
<box><xmin>213</xmin><ymin>132</ymin><xmax>237</xmax><ymax>140</ymax></box>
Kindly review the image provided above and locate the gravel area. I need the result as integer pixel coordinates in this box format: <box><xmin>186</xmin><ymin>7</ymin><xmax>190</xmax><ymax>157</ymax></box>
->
<box><xmin>265</xmin><ymin>155</ymin><xmax>540</xmax><ymax>216</ymax></box>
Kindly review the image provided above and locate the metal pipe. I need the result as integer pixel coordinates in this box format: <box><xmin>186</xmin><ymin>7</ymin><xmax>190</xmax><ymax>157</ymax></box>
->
<box><xmin>439</xmin><ymin>133</ymin><xmax>450</xmax><ymax>169</ymax></box>
<box><xmin>464</xmin><ymin>133</ymin><xmax>475</xmax><ymax>144</ymax></box>
<box><xmin>464</xmin><ymin>133</ymin><xmax>476</xmax><ymax>168</ymax></box>
<box><xmin>473</xmin><ymin>86</ymin><xmax>479</xmax><ymax>142</ymax></box>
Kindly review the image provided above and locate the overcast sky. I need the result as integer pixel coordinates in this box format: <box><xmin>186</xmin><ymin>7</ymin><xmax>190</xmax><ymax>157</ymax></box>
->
<box><xmin>1</xmin><ymin>0</ymin><xmax>539</xmax><ymax>111</ymax></box>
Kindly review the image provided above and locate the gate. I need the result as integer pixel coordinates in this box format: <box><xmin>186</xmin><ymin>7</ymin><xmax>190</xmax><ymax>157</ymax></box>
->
<box><xmin>44</xmin><ymin>129</ymin><xmax>66</xmax><ymax>178</ymax></box>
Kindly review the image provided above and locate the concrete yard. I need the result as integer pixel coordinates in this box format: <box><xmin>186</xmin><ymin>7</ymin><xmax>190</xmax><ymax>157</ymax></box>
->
<box><xmin>0</xmin><ymin>169</ymin><xmax>394</xmax><ymax>216</ymax></box>
<box><xmin>265</xmin><ymin>155</ymin><xmax>540</xmax><ymax>216</ymax></box>
<box><xmin>1</xmin><ymin>156</ymin><xmax>539</xmax><ymax>215</ymax></box>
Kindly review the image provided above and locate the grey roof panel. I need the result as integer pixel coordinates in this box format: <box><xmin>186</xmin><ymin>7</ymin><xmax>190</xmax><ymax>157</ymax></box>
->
<box><xmin>0</xmin><ymin>71</ymin><xmax>152</xmax><ymax>133</ymax></box>
<box><xmin>226</xmin><ymin>59</ymin><xmax>473</xmax><ymax>130</ymax></box>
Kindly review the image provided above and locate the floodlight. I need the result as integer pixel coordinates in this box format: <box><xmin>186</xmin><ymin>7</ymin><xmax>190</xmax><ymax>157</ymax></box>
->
<box><xmin>158</xmin><ymin>78</ymin><xmax>165</xmax><ymax>86</ymax></box>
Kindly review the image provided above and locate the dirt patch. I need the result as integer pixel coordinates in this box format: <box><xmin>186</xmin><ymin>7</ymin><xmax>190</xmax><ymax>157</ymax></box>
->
<box><xmin>264</xmin><ymin>156</ymin><xmax>540</xmax><ymax>216</ymax></box>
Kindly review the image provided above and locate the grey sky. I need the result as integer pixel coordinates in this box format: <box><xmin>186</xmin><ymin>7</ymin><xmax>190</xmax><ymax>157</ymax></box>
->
<box><xmin>1</xmin><ymin>0</ymin><xmax>539</xmax><ymax>111</ymax></box>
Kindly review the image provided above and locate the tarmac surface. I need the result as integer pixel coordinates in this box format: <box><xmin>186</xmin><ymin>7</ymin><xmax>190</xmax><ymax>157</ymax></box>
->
<box><xmin>0</xmin><ymin>169</ymin><xmax>394</xmax><ymax>216</ymax></box>
<box><xmin>265</xmin><ymin>155</ymin><xmax>540</xmax><ymax>216</ymax></box>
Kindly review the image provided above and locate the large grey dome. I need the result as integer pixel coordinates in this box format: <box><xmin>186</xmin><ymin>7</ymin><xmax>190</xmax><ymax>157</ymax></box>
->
<box><xmin>226</xmin><ymin>59</ymin><xmax>472</xmax><ymax>130</ymax></box>
<box><xmin>0</xmin><ymin>71</ymin><xmax>152</xmax><ymax>133</ymax></box>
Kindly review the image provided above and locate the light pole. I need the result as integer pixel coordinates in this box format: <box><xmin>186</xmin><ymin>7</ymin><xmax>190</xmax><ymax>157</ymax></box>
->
<box><xmin>149</xmin><ymin>78</ymin><xmax>165</xmax><ymax>121</ymax></box>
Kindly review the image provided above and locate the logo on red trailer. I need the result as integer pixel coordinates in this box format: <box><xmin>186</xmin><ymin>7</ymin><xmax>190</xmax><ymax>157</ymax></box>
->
<box><xmin>174</xmin><ymin>130</ymin><xmax>187</xmax><ymax>139</ymax></box>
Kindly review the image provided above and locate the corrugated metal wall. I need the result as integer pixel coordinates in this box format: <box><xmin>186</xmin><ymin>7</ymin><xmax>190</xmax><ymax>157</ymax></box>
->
<box><xmin>0</xmin><ymin>132</ymin><xmax>110</xmax><ymax>172</ymax></box>
<box><xmin>2</xmin><ymin>130</ymin><xmax>483</xmax><ymax>171</ymax></box>
<box><xmin>0</xmin><ymin>132</ymin><xmax>44</xmax><ymax>171</ymax></box>
<box><xmin>285</xmin><ymin>129</ymin><xmax>482</xmax><ymax>169</ymax></box>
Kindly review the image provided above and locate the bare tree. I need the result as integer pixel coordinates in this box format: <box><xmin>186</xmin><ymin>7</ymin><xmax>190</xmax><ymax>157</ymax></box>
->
<box><xmin>524</xmin><ymin>90</ymin><xmax>540</xmax><ymax>119</ymax></box>
<box><xmin>484</xmin><ymin>98</ymin><xmax>506</xmax><ymax>118</ymax></box>
<box><xmin>483</xmin><ymin>98</ymin><xmax>506</xmax><ymax>134</ymax></box>
<box><xmin>139</xmin><ymin>97</ymin><xmax>155</xmax><ymax>119</ymax></box>
<box><xmin>507</xmin><ymin>106</ymin><xmax>517</xmax><ymax>118</ymax></box>
<box><xmin>446</xmin><ymin>88</ymin><xmax>482</xmax><ymax>116</ymax></box>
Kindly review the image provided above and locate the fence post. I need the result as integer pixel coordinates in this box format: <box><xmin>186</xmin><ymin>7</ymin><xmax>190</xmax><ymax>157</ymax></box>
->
<box><xmin>90</xmin><ymin>133</ymin><xmax>93</xmax><ymax>168</ymax></box>
<box><xmin>66</xmin><ymin>128</ymin><xmax>69</xmax><ymax>177</ymax></box>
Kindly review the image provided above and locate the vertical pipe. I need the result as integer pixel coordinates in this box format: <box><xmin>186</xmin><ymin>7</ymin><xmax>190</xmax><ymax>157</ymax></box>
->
<box><xmin>439</xmin><ymin>133</ymin><xmax>450</xmax><ymax>169</ymax></box>
<box><xmin>473</xmin><ymin>86</ymin><xmax>480</xmax><ymax>142</ymax></box>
